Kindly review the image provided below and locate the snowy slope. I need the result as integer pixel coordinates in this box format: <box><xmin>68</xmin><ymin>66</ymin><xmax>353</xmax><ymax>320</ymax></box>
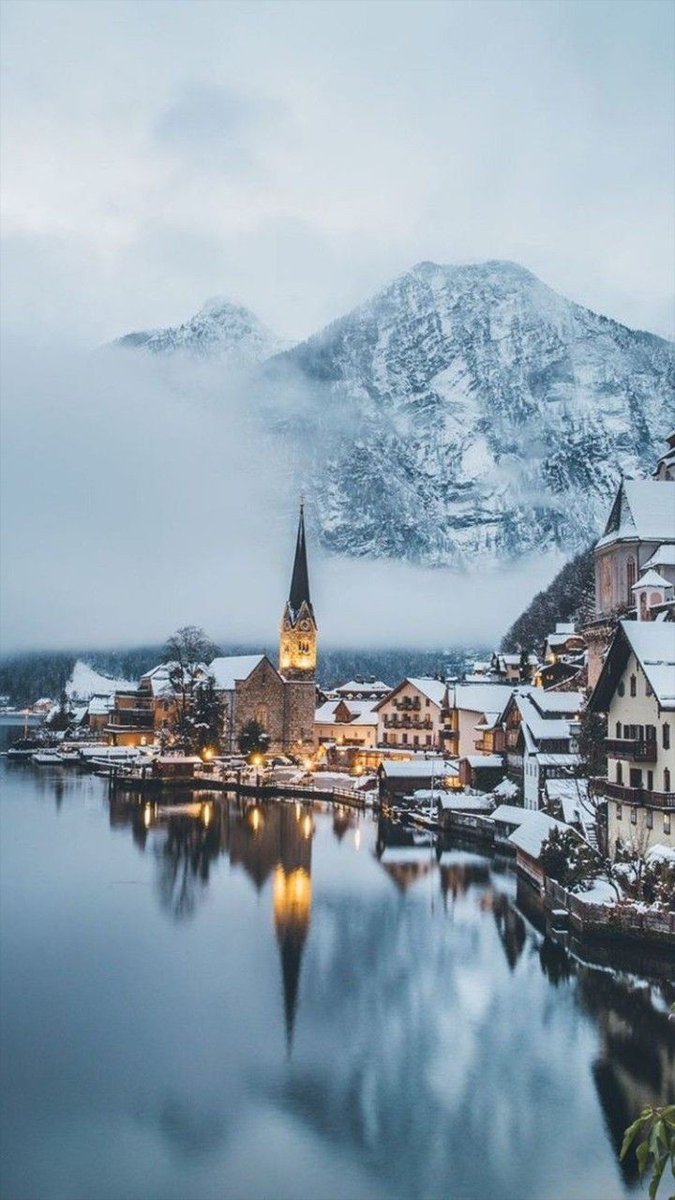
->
<box><xmin>267</xmin><ymin>261</ymin><xmax>674</xmax><ymax>566</ymax></box>
<box><xmin>65</xmin><ymin>660</ymin><xmax>135</xmax><ymax>702</ymax></box>
<box><xmin>115</xmin><ymin>297</ymin><xmax>287</xmax><ymax>365</ymax></box>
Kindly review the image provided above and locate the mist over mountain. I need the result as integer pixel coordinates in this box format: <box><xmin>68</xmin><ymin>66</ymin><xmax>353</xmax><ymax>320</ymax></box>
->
<box><xmin>115</xmin><ymin>296</ymin><xmax>288</xmax><ymax>365</ymax></box>
<box><xmin>119</xmin><ymin>260</ymin><xmax>674</xmax><ymax>572</ymax></box>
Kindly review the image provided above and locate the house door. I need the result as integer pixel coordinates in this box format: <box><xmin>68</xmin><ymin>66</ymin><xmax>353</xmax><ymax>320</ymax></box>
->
<box><xmin>629</xmin><ymin>768</ymin><xmax>642</xmax><ymax>789</ymax></box>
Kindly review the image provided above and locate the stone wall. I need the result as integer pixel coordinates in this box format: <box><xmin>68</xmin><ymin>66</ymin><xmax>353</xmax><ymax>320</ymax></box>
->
<box><xmin>236</xmin><ymin>658</ymin><xmax>288</xmax><ymax>751</ymax></box>
<box><xmin>283</xmin><ymin>680</ymin><xmax>316</xmax><ymax>753</ymax></box>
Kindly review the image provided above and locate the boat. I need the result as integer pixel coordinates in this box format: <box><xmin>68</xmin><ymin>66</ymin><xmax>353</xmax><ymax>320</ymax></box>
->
<box><xmin>32</xmin><ymin>751</ymin><xmax>65</xmax><ymax>765</ymax></box>
<box><xmin>6</xmin><ymin>738</ymin><xmax>46</xmax><ymax>760</ymax></box>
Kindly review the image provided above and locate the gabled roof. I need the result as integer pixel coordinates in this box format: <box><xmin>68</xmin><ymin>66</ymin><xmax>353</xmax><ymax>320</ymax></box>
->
<box><xmin>490</xmin><ymin>804</ymin><xmax>530</xmax><ymax>826</ymax></box>
<box><xmin>379</xmin><ymin>758</ymin><xmax>455</xmax><ymax>779</ymax></box>
<box><xmin>596</xmin><ymin>479</ymin><xmax>675</xmax><ymax>549</ymax></box>
<box><xmin>632</xmin><ymin>569</ymin><xmax>673</xmax><ymax>591</ymax></box>
<box><xmin>209</xmin><ymin>654</ymin><xmax>266</xmax><ymax>690</ymax></box>
<box><xmin>451</xmin><ymin>682</ymin><xmax>514</xmax><ymax>715</ymax></box>
<box><xmin>644</xmin><ymin>545</ymin><xmax>675</xmax><ymax>571</ymax></box>
<box><xmin>588</xmin><ymin>620</ymin><xmax>675</xmax><ymax>711</ymax></box>
<box><xmin>315</xmin><ymin>698</ymin><xmax>378</xmax><ymax>725</ymax></box>
<box><xmin>335</xmin><ymin>679</ymin><xmax>391</xmax><ymax>695</ymax></box>
<box><xmin>374</xmin><ymin>677</ymin><xmax>447</xmax><ymax>710</ymax></box>
<box><xmin>508</xmin><ymin>812</ymin><xmax>574</xmax><ymax>859</ymax></box>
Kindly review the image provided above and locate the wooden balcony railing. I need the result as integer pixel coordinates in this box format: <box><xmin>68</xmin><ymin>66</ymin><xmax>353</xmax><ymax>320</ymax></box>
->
<box><xmin>605</xmin><ymin>738</ymin><xmax>657</xmax><ymax>762</ymax></box>
<box><xmin>594</xmin><ymin>779</ymin><xmax>675</xmax><ymax>809</ymax></box>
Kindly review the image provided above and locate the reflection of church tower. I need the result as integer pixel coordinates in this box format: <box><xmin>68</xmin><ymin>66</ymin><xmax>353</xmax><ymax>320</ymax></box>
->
<box><xmin>274</xmin><ymin>804</ymin><xmax>313</xmax><ymax>1050</ymax></box>
<box><xmin>280</xmin><ymin>502</ymin><xmax>318</xmax><ymax>750</ymax></box>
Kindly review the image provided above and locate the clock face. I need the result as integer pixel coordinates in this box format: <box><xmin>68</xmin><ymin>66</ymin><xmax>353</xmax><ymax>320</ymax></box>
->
<box><xmin>299</xmin><ymin>619</ymin><xmax>311</xmax><ymax>631</ymax></box>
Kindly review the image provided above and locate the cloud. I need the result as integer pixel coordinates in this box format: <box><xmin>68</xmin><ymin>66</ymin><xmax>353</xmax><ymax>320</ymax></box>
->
<box><xmin>153</xmin><ymin>83</ymin><xmax>284</xmax><ymax>175</ymax></box>
<box><xmin>0</xmin><ymin>333</ymin><xmax>561</xmax><ymax>651</ymax></box>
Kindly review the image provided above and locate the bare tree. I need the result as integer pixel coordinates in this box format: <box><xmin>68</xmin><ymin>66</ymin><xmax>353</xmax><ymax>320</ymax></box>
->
<box><xmin>163</xmin><ymin>625</ymin><xmax>220</xmax><ymax>747</ymax></box>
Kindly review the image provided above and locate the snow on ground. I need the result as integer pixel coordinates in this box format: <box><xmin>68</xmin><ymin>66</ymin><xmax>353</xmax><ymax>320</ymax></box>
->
<box><xmin>65</xmin><ymin>660</ymin><xmax>135</xmax><ymax>702</ymax></box>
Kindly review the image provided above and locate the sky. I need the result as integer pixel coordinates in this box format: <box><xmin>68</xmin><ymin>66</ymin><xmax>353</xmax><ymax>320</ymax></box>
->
<box><xmin>0</xmin><ymin>0</ymin><xmax>673</xmax><ymax>652</ymax></box>
<box><xmin>2</xmin><ymin>0</ymin><xmax>673</xmax><ymax>345</ymax></box>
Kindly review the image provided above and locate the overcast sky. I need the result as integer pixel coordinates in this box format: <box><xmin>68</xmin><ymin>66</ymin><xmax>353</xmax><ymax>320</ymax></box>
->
<box><xmin>2</xmin><ymin>0</ymin><xmax>674</xmax><ymax>344</ymax></box>
<box><xmin>0</xmin><ymin>0</ymin><xmax>673</xmax><ymax>653</ymax></box>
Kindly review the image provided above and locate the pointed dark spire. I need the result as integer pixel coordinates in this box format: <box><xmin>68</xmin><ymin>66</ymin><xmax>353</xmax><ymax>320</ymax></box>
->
<box><xmin>288</xmin><ymin>500</ymin><xmax>312</xmax><ymax>620</ymax></box>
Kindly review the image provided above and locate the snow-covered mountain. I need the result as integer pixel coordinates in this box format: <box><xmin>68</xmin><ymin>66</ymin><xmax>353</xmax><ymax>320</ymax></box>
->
<box><xmin>115</xmin><ymin>296</ymin><xmax>287</xmax><ymax>365</ymax></box>
<box><xmin>65</xmin><ymin>660</ymin><xmax>135</xmax><ymax>703</ymax></box>
<box><xmin>267</xmin><ymin>261</ymin><xmax>674</xmax><ymax>566</ymax></box>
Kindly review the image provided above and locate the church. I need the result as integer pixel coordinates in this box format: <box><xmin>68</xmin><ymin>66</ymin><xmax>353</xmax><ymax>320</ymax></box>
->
<box><xmin>209</xmin><ymin>502</ymin><xmax>318</xmax><ymax>754</ymax></box>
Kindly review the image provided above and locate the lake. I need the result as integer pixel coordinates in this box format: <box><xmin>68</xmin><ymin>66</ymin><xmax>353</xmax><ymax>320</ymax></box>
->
<box><xmin>1</xmin><ymin>743</ymin><xmax>673</xmax><ymax>1200</ymax></box>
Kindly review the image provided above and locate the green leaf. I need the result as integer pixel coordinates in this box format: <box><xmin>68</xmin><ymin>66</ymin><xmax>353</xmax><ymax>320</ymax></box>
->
<box><xmin>636</xmin><ymin>1139</ymin><xmax>652</xmax><ymax>1176</ymax></box>
<box><xmin>621</xmin><ymin>1115</ymin><xmax>649</xmax><ymax>1159</ymax></box>
<box><xmin>647</xmin><ymin>1153</ymin><xmax>666</xmax><ymax>1200</ymax></box>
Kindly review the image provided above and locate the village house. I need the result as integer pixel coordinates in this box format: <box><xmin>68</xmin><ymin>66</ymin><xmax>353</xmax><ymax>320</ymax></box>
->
<box><xmin>503</xmin><ymin>687</ymin><xmax>585</xmax><ymax>810</ymax></box>
<box><xmin>585</xmin><ymin>435</ymin><xmax>675</xmax><ymax>688</ymax></box>
<box><xmin>458</xmin><ymin>754</ymin><xmax>505</xmax><ymax>792</ymax></box>
<box><xmin>375</xmin><ymin>677</ymin><xmax>447</xmax><ymax>750</ymax></box>
<box><xmin>490</xmin><ymin>652</ymin><xmax>538</xmax><ymax>683</ymax></box>
<box><xmin>378</xmin><ymin>758</ymin><xmax>459</xmax><ymax>803</ymax></box>
<box><xmin>314</xmin><ymin>697</ymin><xmax>378</xmax><ymax>750</ymax></box>
<box><xmin>442</xmin><ymin>682</ymin><xmax>514</xmax><ymax>759</ymax></box>
<box><xmin>508</xmin><ymin>812</ymin><xmax>577</xmax><ymax>890</ymax></box>
<box><xmin>588</xmin><ymin>621</ymin><xmax>675</xmax><ymax>858</ymax></box>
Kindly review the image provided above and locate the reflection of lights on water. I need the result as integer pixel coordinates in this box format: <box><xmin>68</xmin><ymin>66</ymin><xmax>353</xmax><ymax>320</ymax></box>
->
<box><xmin>202</xmin><ymin>803</ymin><xmax>212</xmax><ymax>827</ymax></box>
<box><xmin>143</xmin><ymin>803</ymin><xmax>152</xmax><ymax>829</ymax></box>
<box><xmin>295</xmin><ymin>802</ymin><xmax>302</xmax><ymax>820</ymax></box>
<box><xmin>302</xmin><ymin>814</ymin><xmax>312</xmax><ymax>839</ymax></box>
<box><xmin>354</xmin><ymin>828</ymin><xmax>361</xmax><ymax>850</ymax></box>
<box><xmin>250</xmin><ymin>808</ymin><xmax>262</xmax><ymax>832</ymax></box>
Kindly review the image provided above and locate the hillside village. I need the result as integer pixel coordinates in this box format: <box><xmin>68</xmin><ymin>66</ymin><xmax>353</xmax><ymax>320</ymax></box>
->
<box><xmin>9</xmin><ymin>432</ymin><xmax>675</xmax><ymax>941</ymax></box>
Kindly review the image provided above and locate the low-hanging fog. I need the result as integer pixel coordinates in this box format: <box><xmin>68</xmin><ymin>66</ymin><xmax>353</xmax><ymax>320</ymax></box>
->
<box><xmin>0</xmin><ymin>334</ymin><xmax>563</xmax><ymax>653</ymax></box>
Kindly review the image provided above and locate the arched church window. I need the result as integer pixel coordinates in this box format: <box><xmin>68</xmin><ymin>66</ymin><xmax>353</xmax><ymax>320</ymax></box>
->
<box><xmin>626</xmin><ymin>557</ymin><xmax>636</xmax><ymax>604</ymax></box>
<box><xmin>256</xmin><ymin>704</ymin><xmax>268</xmax><ymax>730</ymax></box>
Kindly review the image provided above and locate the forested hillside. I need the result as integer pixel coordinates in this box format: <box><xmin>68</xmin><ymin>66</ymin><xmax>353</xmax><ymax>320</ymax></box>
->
<box><xmin>500</xmin><ymin>546</ymin><xmax>595</xmax><ymax>654</ymax></box>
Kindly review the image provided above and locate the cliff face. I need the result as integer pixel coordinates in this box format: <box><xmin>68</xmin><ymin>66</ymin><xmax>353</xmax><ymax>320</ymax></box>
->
<box><xmin>270</xmin><ymin>260</ymin><xmax>674</xmax><ymax>566</ymax></box>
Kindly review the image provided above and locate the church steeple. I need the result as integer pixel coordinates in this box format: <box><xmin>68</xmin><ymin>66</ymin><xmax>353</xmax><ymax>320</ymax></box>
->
<box><xmin>279</xmin><ymin>501</ymin><xmax>318</xmax><ymax>680</ymax></box>
<box><xmin>288</xmin><ymin>500</ymin><xmax>314</xmax><ymax>623</ymax></box>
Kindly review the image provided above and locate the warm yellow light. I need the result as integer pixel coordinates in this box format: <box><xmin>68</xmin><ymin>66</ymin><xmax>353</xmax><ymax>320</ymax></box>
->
<box><xmin>202</xmin><ymin>803</ymin><xmax>212</xmax><ymax>827</ymax></box>
<box><xmin>303</xmin><ymin>759</ymin><xmax>313</xmax><ymax>772</ymax></box>
<box><xmin>143</xmin><ymin>803</ymin><xmax>152</xmax><ymax>829</ymax></box>
<box><xmin>302</xmin><ymin>814</ymin><xmax>313</xmax><ymax>839</ymax></box>
<box><xmin>250</xmin><ymin>808</ymin><xmax>262</xmax><ymax>832</ymax></box>
<box><xmin>353</xmin><ymin>765</ymin><xmax>363</xmax><ymax>776</ymax></box>
<box><xmin>251</xmin><ymin>754</ymin><xmax>263</xmax><ymax>767</ymax></box>
<box><xmin>295</xmin><ymin>802</ymin><xmax>302</xmax><ymax>820</ymax></box>
<box><xmin>202</xmin><ymin>748</ymin><xmax>214</xmax><ymax>761</ymax></box>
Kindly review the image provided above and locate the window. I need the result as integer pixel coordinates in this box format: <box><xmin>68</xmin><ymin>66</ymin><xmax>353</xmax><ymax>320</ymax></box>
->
<box><xmin>629</xmin><ymin>768</ymin><xmax>642</xmax><ymax>789</ymax></box>
<box><xmin>425</xmin><ymin>735</ymin><xmax>431</xmax><ymax>746</ymax></box>
<box><xmin>665</xmin><ymin>768</ymin><xmax>671</xmax><ymax>792</ymax></box>
<box><xmin>630</xmin><ymin>675</ymin><xmax>636</xmax><ymax>697</ymax></box>
<box><xmin>382</xmin><ymin>732</ymin><xmax>388</xmax><ymax>745</ymax></box>
<box><xmin>413</xmin><ymin>735</ymin><xmax>419</xmax><ymax>746</ymax></box>
<box><xmin>616</xmin><ymin>761</ymin><xmax>623</xmax><ymax>784</ymax></box>
<box><xmin>618</xmin><ymin>681</ymin><xmax>625</xmax><ymax>697</ymax></box>
<box><xmin>631</xmin><ymin>807</ymin><xmax>637</xmax><ymax>825</ymax></box>
<box><xmin>646</xmin><ymin>725</ymin><xmax>656</xmax><ymax>742</ymax></box>
<box><xmin>616</xmin><ymin>803</ymin><xmax>622</xmax><ymax>821</ymax></box>
<box><xmin>646</xmin><ymin>680</ymin><xmax>653</xmax><ymax>697</ymax></box>
<box><xmin>663</xmin><ymin>724</ymin><xmax>671</xmax><ymax>750</ymax></box>
<box><xmin>646</xmin><ymin>810</ymin><xmax>653</xmax><ymax>830</ymax></box>
<box><xmin>401</xmin><ymin>733</ymin><xmax>408</xmax><ymax>745</ymax></box>
<box><xmin>626</xmin><ymin>556</ymin><xmax>636</xmax><ymax>603</ymax></box>
<box><xmin>664</xmin><ymin>813</ymin><xmax>671</xmax><ymax>835</ymax></box>
<box><xmin>647</xmin><ymin>771</ymin><xmax>654</xmax><ymax>790</ymax></box>
<box><xmin>616</xmin><ymin>721</ymin><xmax>621</xmax><ymax>738</ymax></box>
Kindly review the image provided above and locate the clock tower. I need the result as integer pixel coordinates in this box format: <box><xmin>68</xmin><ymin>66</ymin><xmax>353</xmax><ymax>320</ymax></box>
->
<box><xmin>279</xmin><ymin>501</ymin><xmax>318</xmax><ymax>681</ymax></box>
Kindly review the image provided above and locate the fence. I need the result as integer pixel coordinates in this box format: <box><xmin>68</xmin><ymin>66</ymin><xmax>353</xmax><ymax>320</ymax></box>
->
<box><xmin>544</xmin><ymin>878</ymin><xmax>675</xmax><ymax>943</ymax></box>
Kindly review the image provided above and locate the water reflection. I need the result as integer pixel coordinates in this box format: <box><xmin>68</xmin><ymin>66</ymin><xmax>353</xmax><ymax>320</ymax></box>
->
<box><xmin>2</xmin><ymin>763</ymin><xmax>674</xmax><ymax>1200</ymax></box>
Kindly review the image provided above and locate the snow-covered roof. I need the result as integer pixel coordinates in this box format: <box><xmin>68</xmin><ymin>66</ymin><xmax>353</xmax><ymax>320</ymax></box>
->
<box><xmin>437</xmin><ymin>793</ymin><xmax>493</xmax><ymax>811</ymax></box>
<box><xmin>515</xmin><ymin>693</ymin><xmax>575</xmax><ymax>742</ymax></box>
<box><xmin>545</xmin><ymin>632</ymin><xmax>580</xmax><ymax>649</ymax></box>
<box><xmin>632</xmin><ymin>569</ymin><xmax>672</xmax><ymax>591</ymax></box>
<box><xmin>462</xmin><ymin>754</ymin><xmax>503</xmax><ymax>768</ymax></box>
<box><xmin>535</xmin><ymin>753</ymin><xmax>581</xmax><ymax>767</ymax></box>
<box><xmin>88</xmin><ymin>694</ymin><xmax>113</xmax><ymax>716</ymax></box>
<box><xmin>490</xmin><ymin>804</ymin><xmax>530</xmax><ymax>826</ymax></box>
<box><xmin>406</xmin><ymin>678</ymin><xmax>447</xmax><ymax>706</ymax></box>
<box><xmin>597</xmin><ymin>479</ymin><xmax>675</xmax><ymax>547</ymax></box>
<box><xmin>555</xmin><ymin>622</ymin><xmax>576</xmax><ymax>634</ymax></box>
<box><xmin>621</xmin><ymin>622</ymin><xmax>675</xmax><ymax>707</ymax></box>
<box><xmin>451</xmin><ymin>683</ymin><xmax>514</xmax><ymax>715</ymax></box>
<box><xmin>526</xmin><ymin>688</ymin><xmax>584</xmax><ymax>715</ymax></box>
<box><xmin>315</xmin><ymin>698</ymin><xmax>378</xmax><ymax>724</ymax></box>
<box><xmin>381</xmin><ymin>759</ymin><xmax>457</xmax><ymax>779</ymax></box>
<box><xmin>508</xmin><ymin>812</ymin><xmax>573</xmax><ymax>859</ymax></box>
<box><xmin>209</xmin><ymin>654</ymin><xmax>265</xmax><ymax>690</ymax></box>
<box><xmin>643</xmin><ymin>545</ymin><xmax>675</xmax><ymax>571</ymax></box>
<box><xmin>335</xmin><ymin>679</ymin><xmax>390</xmax><ymax>695</ymax></box>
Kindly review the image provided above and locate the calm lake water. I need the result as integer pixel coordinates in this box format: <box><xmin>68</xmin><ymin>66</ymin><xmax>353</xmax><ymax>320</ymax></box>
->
<box><xmin>1</xmin><ymin>742</ymin><xmax>673</xmax><ymax>1200</ymax></box>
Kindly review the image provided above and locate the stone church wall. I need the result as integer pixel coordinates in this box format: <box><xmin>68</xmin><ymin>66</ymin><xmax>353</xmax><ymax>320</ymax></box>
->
<box><xmin>236</xmin><ymin>659</ymin><xmax>287</xmax><ymax>751</ymax></box>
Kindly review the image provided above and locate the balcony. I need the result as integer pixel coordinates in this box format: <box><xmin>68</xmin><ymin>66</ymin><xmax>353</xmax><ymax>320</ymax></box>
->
<box><xmin>594</xmin><ymin>779</ymin><xmax>675</xmax><ymax>809</ymax></box>
<box><xmin>605</xmin><ymin>738</ymin><xmax>657</xmax><ymax>762</ymax></box>
<box><xmin>106</xmin><ymin>712</ymin><xmax>155</xmax><ymax>731</ymax></box>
